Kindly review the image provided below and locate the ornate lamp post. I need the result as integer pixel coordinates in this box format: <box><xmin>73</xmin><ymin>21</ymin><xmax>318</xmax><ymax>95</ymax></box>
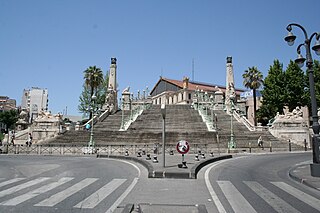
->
<box><xmin>120</xmin><ymin>98</ymin><xmax>124</xmax><ymax>130</ymax></box>
<box><xmin>88</xmin><ymin>94</ymin><xmax>97</xmax><ymax>148</ymax></box>
<box><xmin>228</xmin><ymin>94</ymin><xmax>236</xmax><ymax>151</ymax></box>
<box><xmin>161</xmin><ymin>104</ymin><xmax>166</xmax><ymax>168</ymax></box>
<box><xmin>285</xmin><ymin>23</ymin><xmax>320</xmax><ymax>177</ymax></box>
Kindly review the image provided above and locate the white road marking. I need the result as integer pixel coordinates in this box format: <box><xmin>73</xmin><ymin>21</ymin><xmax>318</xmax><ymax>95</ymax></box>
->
<box><xmin>34</xmin><ymin>178</ymin><xmax>98</xmax><ymax>207</ymax></box>
<box><xmin>244</xmin><ymin>181</ymin><xmax>300</xmax><ymax>213</ymax></box>
<box><xmin>0</xmin><ymin>178</ymin><xmax>25</xmax><ymax>188</ymax></box>
<box><xmin>105</xmin><ymin>177</ymin><xmax>138</xmax><ymax>213</ymax></box>
<box><xmin>74</xmin><ymin>179</ymin><xmax>126</xmax><ymax>209</ymax></box>
<box><xmin>204</xmin><ymin>157</ymin><xmax>243</xmax><ymax>213</ymax></box>
<box><xmin>272</xmin><ymin>182</ymin><xmax>320</xmax><ymax>211</ymax></box>
<box><xmin>217</xmin><ymin>181</ymin><xmax>257</xmax><ymax>213</ymax></box>
<box><xmin>0</xmin><ymin>177</ymin><xmax>50</xmax><ymax>198</ymax></box>
<box><xmin>1</xmin><ymin>177</ymin><xmax>74</xmax><ymax>206</ymax></box>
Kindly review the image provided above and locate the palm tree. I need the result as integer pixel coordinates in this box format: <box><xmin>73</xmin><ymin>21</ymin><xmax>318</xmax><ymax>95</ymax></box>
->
<box><xmin>242</xmin><ymin>66</ymin><xmax>264</xmax><ymax>126</ymax></box>
<box><xmin>83</xmin><ymin>66</ymin><xmax>104</xmax><ymax>118</ymax></box>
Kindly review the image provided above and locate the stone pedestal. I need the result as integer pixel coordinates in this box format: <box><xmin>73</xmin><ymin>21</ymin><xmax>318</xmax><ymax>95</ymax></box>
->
<box><xmin>214</xmin><ymin>90</ymin><xmax>224</xmax><ymax>110</ymax></box>
<box><xmin>122</xmin><ymin>91</ymin><xmax>131</xmax><ymax>111</ymax></box>
<box><xmin>269</xmin><ymin>109</ymin><xmax>310</xmax><ymax>147</ymax></box>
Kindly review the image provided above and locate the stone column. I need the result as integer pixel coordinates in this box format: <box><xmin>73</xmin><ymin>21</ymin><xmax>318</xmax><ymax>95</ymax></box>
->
<box><xmin>103</xmin><ymin>58</ymin><xmax>118</xmax><ymax>113</ymax></box>
<box><xmin>225</xmin><ymin>56</ymin><xmax>236</xmax><ymax>114</ymax></box>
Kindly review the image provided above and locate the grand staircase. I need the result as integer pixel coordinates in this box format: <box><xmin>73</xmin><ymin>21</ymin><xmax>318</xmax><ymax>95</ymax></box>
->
<box><xmin>42</xmin><ymin>105</ymin><xmax>304</xmax><ymax>151</ymax></box>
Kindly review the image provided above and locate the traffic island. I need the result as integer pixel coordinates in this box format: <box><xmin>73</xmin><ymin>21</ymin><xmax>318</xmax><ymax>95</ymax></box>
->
<box><xmin>97</xmin><ymin>153</ymin><xmax>232</xmax><ymax>179</ymax></box>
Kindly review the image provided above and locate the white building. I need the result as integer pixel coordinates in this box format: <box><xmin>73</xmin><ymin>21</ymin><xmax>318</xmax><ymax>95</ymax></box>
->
<box><xmin>21</xmin><ymin>87</ymin><xmax>49</xmax><ymax>122</ymax></box>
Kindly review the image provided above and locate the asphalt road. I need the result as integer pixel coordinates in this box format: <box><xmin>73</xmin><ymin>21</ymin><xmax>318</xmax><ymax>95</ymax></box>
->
<box><xmin>0</xmin><ymin>153</ymin><xmax>319</xmax><ymax>213</ymax></box>
<box><xmin>0</xmin><ymin>155</ymin><xmax>140</xmax><ymax>213</ymax></box>
<box><xmin>204</xmin><ymin>153</ymin><xmax>320</xmax><ymax>213</ymax></box>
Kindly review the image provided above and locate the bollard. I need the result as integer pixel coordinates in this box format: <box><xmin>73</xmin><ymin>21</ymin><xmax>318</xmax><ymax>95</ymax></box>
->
<box><xmin>182</xmin><ymin>161</ymin><xmax>188</xmax><ymax>168</ymax></box>
<box><xmin>249</xmin><ymin>142</ymin><xmax>252</xmax><ymax>153</ymax></box>
<box><xmin>194</xmin><ymin>154</ymin><xmax>200</xmax><ymax>161</ymax></box>
<box><xmin>269</xmin><ymin>141</ymin><xmax>272</xmax><ymax>152</ymax></box>
<box><xmin>153</xmin><ymin>156</ymin><xmax>158</xmax><ymax>163</ymax></box>
<box><xmin>289</xmin><ymin>139</ymin><xmax>291</xmax><ymax>152</ymax></box>
<box><xmin>146</xmin><ymin>153</ymin><xmax>151</xmax><ymax>160</ymax></box>
<box><xmin>125</xmin><ymin>150</ymin><xmax>129</xmax><ymax>156</ymax></box>
<box><xmin>304</xmin><ymin>139</ymin><xmax>307</xmax><ymax>151</ymax></box>
<box><xmin>201</xmin><ymin>153</ymin><xmax>206</xmax><ymax>159</ymax></box>
<box><xmin>137</xmin><ymin>152</ymin><xmax>142</xmax><ymax>157</ymax></box>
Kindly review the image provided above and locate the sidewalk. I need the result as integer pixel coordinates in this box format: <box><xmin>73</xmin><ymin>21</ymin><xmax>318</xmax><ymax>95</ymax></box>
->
<box><xmin>289</xmin><ymin>162</ymin><xmax>320</xmax><ymax>191</ymax></box>
<box><xmin>97</xmin><ymin>153</ymin><xmax>232</xmax><ymax>179</ymax></box>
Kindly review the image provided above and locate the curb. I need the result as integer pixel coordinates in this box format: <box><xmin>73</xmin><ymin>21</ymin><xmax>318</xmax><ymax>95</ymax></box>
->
<box><xmin>190</xmin><ymin>155</ymin><xmax>233</xmax><ymax>179</ymax></box>
<box><xmin>288</xmin><ymin>164</ymin><xmax>320</xmax><ymax>191</ymax></box>
<box><xmin>97</xmin><ymin>154</ymin><xmax>232</xmax><ymax>179</ymax></box>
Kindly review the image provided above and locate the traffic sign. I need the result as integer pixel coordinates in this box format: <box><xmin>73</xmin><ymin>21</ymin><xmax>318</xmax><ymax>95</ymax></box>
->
<box><xmin>176</xmin><ymin>140</ymin><xmax>190</xmax><ymax>154</ymax></box>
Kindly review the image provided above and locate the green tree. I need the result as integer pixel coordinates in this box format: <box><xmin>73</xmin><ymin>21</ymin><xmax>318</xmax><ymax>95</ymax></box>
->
<box><xmin>284</xmin><ymin>60</ymin><xmax>308</xmax><ymax>111</ymax></box>
<box><xmin>242</xmin><ymin>66</ymin><xmax>263</xmax><ymax>126</ymax></box>
<box><xmin>311</xmin><ymin>60</ymin><xmax>320</xmax><ymax>107</ymax></box>
<box><xmin>0</xmin><ymin>110</ymin><xmax>19</xmax><ymax>133</ymax></box>
<box><xmin>84</xmin><ymin>66</ymin><xmax>104</xmax><ymax>99</ymax></box>
<box><xmin>79</xmin><ymin>67</ymin><xmax>109</xmax><ymax>117</ymax></box>
<box><xmin>257</xmin><ymin>60</ymin><xmax>286</xmax><ymax>125</ymax></box>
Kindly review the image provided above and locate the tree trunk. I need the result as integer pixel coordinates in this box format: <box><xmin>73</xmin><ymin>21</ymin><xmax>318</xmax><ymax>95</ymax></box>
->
<box><xmin>253</xmin><ymin>88</ymin><xmax>257</xmax><ymax>126</ymax></box>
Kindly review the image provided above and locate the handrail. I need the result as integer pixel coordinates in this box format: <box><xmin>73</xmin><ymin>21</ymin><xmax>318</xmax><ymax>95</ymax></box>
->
<box><xmin>120</xmin><ymin>103</ymin><xmax>151</xmax><ymax>131</ymax></box>
<box><xmin>233</xmin><ymin>110</ymin><xmax>255</xmax><ymax>131</ymax></box>
<box><xmin>196</xmin><ymin>106</ymin><xmax>216</xmax><ymax>132</ymax></box>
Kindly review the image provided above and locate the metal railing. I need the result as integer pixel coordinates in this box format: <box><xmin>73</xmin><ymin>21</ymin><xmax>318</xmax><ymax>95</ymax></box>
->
<box><xmin>0</xmin><ymin>143</ymin><xmax>212</xmax><ymax>156</ymax></box>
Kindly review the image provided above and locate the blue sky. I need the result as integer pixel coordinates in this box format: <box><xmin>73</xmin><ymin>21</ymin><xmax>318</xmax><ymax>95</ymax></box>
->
<box><xmin>1</xmin><ymin>0</ymin><xmax>319</xmax><ymax>116</ymax></box>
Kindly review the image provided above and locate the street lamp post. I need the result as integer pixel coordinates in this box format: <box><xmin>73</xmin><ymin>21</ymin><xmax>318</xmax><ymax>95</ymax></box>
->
<box><xmin>229</xmin><ymin>94</ymin><xmax>236</xmax><ymax>151</ymax></box>
<box><xmin>161</xmin><ymin>104</ymin><xmax>166</xmax><ymax>168</ymax></box>
<box><xmin>285</xmin><ymin>23</ymin><xmax>320</xmax><ymax>177</ymax></box>
<box><xmin>88</xmin><ymin>94</ymin><xmax>97</xmax><ymax>148</ymax></box>
<box><xmin>120</xmin><ymin>98</ymin><xmax>124</xmax><ymax>130</ymax></box>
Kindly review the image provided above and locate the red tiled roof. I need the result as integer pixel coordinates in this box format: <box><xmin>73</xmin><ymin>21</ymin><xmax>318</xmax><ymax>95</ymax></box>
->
<box><xmin>150</xmin><ymin>77</ymin><xmax>244</xmax><ymax>96</ymax></box>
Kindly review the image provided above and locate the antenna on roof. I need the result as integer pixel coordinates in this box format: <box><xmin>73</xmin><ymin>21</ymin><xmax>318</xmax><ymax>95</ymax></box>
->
<box><xmin>192</xmin><ymin>58</ymin><xmax>195</xmax><ymax>81</ymax></box>
<box><xmin>161</xmin><ymin>67</ymin><xmax>163</xmax><ymax>77</ymax></box>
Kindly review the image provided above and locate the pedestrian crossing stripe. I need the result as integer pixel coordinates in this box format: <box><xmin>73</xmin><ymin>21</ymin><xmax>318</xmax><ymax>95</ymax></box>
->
<box><xmin>0</xmin><ymin>177</ymin><xmax>74</xmax><ymax>206</ymax></box>
<box><xmin>271</xmin><ymin>182</ymin><xmax>320</xmax><ymax>211</ymax></box>
<box><xmin>0</xmin><ymin>177</ymin><xmax>319</xmax><ymax>211</ymax></box>
<box><xmin>74</xmin><ymin>179</ymin><xmax>126</xmax><ymax>209</ymax></box>
<box><xmin>0</xmin><ymin>177</ymin><xmax>50</xmax><ymax>198</ymax></box>
<box><xmin>34</xmin><ymin>178</ymin><xmax>98</xmax><ymax>207</ymax></box>
<box><xmin>0</xmin><ymin>178</ymin><xmax>25</xmax><ymax>188</ymax></box>
<box><xmin>217</xmin><ymin>181</ymin><xmax>257</xmax><ymax>213</ymax></box>
<box><xmin>244</xmin><ymin>181</ymin><xmax>300</xmax><ymax>213</ymax></box>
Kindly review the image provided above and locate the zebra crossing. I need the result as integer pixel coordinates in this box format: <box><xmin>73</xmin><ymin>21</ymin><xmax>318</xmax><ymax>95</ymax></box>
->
<box><xmin>0</xmin><ymin>176</ymin><xmax>128</xmax><ymax>210</ymax></box>
<box><xmin>211</xmin><ymin>180</ymin><xmax>320</xmax><ymax>213</ymax></box>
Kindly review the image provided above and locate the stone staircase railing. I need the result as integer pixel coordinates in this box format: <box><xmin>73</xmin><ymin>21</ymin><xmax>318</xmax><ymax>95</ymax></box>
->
<box><xmin>120</xmin><ymin>103</ymin><xmax>152</xmax><ymax>131</ymax></box>
<box><xmin>197</xmin><ymin>106</ymin><xmax>216</xmax><ymax>132</ymax></box>
<box><xmin>233</xmin><ymin>110</ymin><xmax>255</xmax><ymax>131</ymax></box>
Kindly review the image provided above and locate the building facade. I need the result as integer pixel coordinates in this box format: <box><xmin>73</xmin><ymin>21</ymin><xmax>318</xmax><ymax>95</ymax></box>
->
<box><xmin>21</xmin><ymin>87</ymin><xmax>49</xmax><ymax>122</ymax></box>
<box><xmin>0</xmin><ymin>96</ymin><xmax>16</xmax><ymax>112</ymax></box>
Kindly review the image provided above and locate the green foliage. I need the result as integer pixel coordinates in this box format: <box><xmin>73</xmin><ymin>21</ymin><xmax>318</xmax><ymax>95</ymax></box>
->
<box><xmin>0</xmin><ymin>110</ymin><xmax>19</xmax><ymax>131</ymax></box>
<box><xmin>311</xmin><ymin>60</ymin><xmax>320</xmax><ymax>107</ymax></box>
<box><xmin>78</xmin><ymin>66</ymin><xmax>109</xmax><ymax>117</ymax></box>
<box><xmin>258</xmin><ymin>59</ymin><xmax>311</xmax><ymax>125</ymax></box>
<box><xmin>83</xmin><ymin>66</ymin><xmax>104</xmax><ymax>98</ymax></box>
<box><xmin>284</xmin><ymin>60</ymin><xmax>308</xmax><ymax>110</ymax></box>
<box><xmin>257</xmin><ymin>60</ymin><xmax>286</xmax><ymax>125</ymax></box>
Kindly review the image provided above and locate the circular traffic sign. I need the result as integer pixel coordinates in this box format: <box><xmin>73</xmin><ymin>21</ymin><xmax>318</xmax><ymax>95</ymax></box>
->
<box><xmin>176</xmin><ymin>140</ymin><xmax>190</xmax><ymax>154</ymax></box>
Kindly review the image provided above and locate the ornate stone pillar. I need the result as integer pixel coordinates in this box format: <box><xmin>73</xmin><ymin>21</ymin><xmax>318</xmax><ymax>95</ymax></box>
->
<box><xmin>102</xmin><ymin>58</ymin><xmax>118</xmax><ymax>113</ymax></box>
<box><xmin>225</xmin><ymin>56</ymin><xmax>236</xmax><ymax>114</ymax></box>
